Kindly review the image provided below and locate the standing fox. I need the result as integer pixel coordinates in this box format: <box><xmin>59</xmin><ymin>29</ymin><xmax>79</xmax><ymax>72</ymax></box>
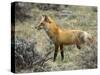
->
<box><xmin>36</xmin><ymin>15</ymin><xmax>95</xmax><ymax>62</ymax></box>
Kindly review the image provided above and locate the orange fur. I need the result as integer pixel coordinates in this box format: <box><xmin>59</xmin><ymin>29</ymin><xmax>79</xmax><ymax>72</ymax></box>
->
<box><xmin>36</xmin><ymin>15</ymin><xmax>94</xmax><ymax>61</ymax></box>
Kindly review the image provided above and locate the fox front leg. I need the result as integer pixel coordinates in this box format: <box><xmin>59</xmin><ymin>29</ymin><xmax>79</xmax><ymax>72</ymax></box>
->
<box><xmin>53</xmin><ymin>44</ymin><xmax>59</xmax><ymax>62</ymax></box>
<box><xmin>60</xmin><ymin>44</ymin><xmax>64</xmax><ymax>61</ymax></box>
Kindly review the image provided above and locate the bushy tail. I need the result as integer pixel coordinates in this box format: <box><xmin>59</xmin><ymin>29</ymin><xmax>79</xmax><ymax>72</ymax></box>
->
<box><xmin>83</xmin><ymin>31</ymin><xmax>96</xmax><ymax>47</ymax></box>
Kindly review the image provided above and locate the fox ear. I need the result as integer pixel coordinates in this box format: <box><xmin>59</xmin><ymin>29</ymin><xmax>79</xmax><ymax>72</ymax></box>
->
<box><xmin>42</xmin><ymin>15</ymin><xmax>51</xmax><ymax>23</ymax></box>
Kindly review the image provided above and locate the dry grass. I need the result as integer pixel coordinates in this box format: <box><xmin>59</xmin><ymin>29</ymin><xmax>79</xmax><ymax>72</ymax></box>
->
<box><xmin>14</xmin><ymin>3</ymin><xmax>97</xmax><ymax>73</ymax></box>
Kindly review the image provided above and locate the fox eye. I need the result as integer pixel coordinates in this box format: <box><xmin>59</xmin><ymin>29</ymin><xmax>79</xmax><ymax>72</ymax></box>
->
<box><xmin>41</xmin><ymin>23</ymin><xmax>43</xmax><ymax>25</ymax></box>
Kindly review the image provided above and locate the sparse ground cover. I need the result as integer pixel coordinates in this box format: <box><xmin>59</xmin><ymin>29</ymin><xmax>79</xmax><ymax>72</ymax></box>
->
<box><xmin>13</xmin><ymin>3</ymin><xmax>97</xmax><ymax>73</ymax></box>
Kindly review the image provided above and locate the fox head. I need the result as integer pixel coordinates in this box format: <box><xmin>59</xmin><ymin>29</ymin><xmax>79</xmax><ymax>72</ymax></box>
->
<box><xmin>36</xmin><ymin>15</ymin><xmax>51</xmax><ymax>30</ymax></box>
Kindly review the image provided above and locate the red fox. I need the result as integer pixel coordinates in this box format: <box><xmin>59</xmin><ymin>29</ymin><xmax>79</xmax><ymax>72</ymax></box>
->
<box><xmin>36</xmin><ymin>15</ymin><xmax>95</xmax><ymax>62</ymax></box>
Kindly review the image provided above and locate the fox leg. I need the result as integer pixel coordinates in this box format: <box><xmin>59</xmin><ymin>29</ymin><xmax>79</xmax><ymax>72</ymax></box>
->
<box><xmin>53</xmin><ymin>44</ymin><xmax>59</xmax><ymax>62</ymax></box>
<box><xmin>76</xmin><ymin>45</ymin><xmax>81</xmax><ymax>49</ymax></box>
<box><xmin>60</xmin><ymin>44</ymin><xmax>64</xmax><ymax>61</ymax></box>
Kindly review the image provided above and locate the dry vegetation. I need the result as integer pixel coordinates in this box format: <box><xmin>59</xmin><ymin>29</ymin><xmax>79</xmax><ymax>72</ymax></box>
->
<box><xmin>13</xmin><ymin>2</ymin><xmax>97</xmax><ymax>73</ymax></box>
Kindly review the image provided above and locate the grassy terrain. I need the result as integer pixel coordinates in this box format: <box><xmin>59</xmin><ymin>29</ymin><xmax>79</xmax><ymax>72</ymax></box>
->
<box><xmin>14</xmin><ymin>3</ymin><xmax>97</xmax><ymax>73</ymax></box>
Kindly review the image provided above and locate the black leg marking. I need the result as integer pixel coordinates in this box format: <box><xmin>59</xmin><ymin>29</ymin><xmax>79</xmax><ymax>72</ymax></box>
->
<box><xmin>53</xmin><ymin>50</ymin><xmax>58</xmax><ymax>62</ymax></box>
<box><xmin>53</xmin><ymin>44</ymin><xmax>59</xmax><ymax>62</ymax></box>
<box><xmin>77</xmin><ymin>45</ymin><xmax>81</xmax><ymax>49</ymax></box>
<box><xmin>60</xmin><ymin>45</ymin><xmax>64</xmax><ymax>61</ymax></box>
